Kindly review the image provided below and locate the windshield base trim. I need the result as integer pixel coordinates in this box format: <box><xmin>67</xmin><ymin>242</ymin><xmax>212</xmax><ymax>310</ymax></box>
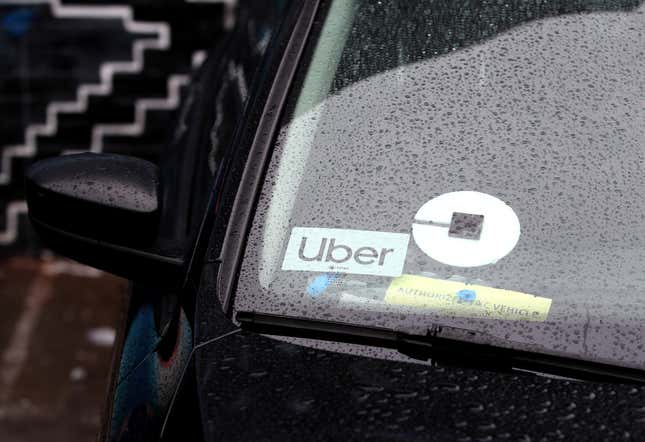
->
<box><xmin>237</xmin><ymin>311</ymin><xmax>645</xmax><ymax>385</ymax></box>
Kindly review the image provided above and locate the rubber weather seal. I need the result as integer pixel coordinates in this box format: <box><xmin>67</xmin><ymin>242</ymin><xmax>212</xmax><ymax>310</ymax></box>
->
<box><xmin>217</xmin><ymin>0</ymin><xmax>321</xmax><ymax>315</ymax></box>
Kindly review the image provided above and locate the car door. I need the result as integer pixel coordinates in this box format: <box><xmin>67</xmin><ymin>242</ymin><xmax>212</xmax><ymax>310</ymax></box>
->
<box><xmin>102</xmin><ymin>3</ymin><xmax>288</xmax><ymax>441</ymax></box>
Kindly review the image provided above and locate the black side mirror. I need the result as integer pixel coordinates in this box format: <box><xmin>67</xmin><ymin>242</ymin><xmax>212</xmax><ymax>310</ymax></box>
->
<box><xmin>25</xmin><ymin>153</ymin><xmax>184</xmax><ymax>287</ymax></box>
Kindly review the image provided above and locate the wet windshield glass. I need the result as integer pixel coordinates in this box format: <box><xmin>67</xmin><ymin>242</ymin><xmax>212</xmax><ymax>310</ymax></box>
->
<box><xmin>234</xmin><ymin>0</ymin><xmax>645</xmax><ymax>369</ymax></box>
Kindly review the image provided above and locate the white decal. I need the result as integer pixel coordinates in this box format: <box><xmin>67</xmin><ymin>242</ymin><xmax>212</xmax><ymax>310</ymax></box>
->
<box><xmin>282</xmin><ymin>227</ymin><xmax>410</xmax><ymax>277</ymax></box>
<box><xmin>412</xmin><ymin>191</ymin><xmax>520</xmax><ymax>267</ymax></box>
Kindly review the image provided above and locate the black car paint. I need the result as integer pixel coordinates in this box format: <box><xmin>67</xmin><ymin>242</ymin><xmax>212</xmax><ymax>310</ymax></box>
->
<box><xmin>195</xmin><ymin>328</ymin><xmax>645</xmax><ymax>441</ymax></box>
<box><xmin>95</xmin><ymin>0</ymin><xmax>645</xmax><ymax>440</ymax></box>
<box><xmin>100</xmin><ymin>2</ymin><xmax>289</xmax><ymax>440</ymax></box>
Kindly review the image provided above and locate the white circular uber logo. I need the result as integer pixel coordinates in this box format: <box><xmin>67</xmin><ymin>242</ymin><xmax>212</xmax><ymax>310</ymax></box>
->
<box><xmin>412</xmin><ymin>191</ymin><xmax>521</xmax><ymax>267</ymax></box>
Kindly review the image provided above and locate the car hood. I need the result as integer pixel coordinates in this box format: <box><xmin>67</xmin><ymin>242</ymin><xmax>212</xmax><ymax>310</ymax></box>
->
<box><xmin>194</xmin><ymin>329</ymin><xmax>645</xmax><ymax>441</ymax></box>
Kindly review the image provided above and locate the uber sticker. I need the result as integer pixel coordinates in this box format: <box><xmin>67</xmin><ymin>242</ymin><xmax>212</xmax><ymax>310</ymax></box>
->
<box><xmin>282</xmin><ymin>227</ymin><xmax>410</xmax><ymax>277</ymax></box>
<box><xmin>412</xmin><ymin>191</ymin><xmax>521</xmax><ymax>267</ymax></box>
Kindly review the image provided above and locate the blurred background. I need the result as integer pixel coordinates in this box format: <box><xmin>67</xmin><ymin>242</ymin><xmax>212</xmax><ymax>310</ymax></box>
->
<box><xmin>0</xmin><ymin>1</ymin><xmax>226</xmax><ymax>439</ymax></box>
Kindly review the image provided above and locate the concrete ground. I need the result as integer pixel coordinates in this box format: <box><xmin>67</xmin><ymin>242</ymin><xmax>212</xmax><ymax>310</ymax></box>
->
<box><xmin>0</xmin><ymin>256</ymin><xmax>126</xmax><ymax>442</ymax></box>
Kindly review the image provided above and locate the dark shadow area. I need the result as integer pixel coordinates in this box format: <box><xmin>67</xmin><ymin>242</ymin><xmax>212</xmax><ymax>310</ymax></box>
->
<box><xmin>332</xmin><ymin>0</ymin><xmax>644</xmax><ymax>93</ymax></box>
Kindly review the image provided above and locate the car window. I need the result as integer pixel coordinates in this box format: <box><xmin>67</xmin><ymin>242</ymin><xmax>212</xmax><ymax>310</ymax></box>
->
<box><xmin>158</xmin><ymin>3</ymin><xmax>283</xmax><ymax>252</ymax></box>
<box><xmin>234</xmin><ymin>0</ymin><xmax>645</xmax><ymax>370</ymax></box>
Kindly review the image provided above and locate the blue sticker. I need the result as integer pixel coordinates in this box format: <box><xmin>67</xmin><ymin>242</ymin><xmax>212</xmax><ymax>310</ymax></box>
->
<box><xmin>456</xmin><ymin>289</ymin><xmax>476</xmax><ymax>302</ymax></box>
<box><xmin>2</xmin><ymin>9</ymin><xmax>35</xmax><ymax>38</ymax></box>
<box><xmin>307</xmin><ymin>273</ymin><xmax>340</xmax><ymax>297</ymax></box>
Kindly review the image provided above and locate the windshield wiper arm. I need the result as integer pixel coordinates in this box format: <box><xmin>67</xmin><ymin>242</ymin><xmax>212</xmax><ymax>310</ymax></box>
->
<box><xmin>237</xmin><ymin>311</ymin><xmax>645</xmax><ymax>385</ymax></box>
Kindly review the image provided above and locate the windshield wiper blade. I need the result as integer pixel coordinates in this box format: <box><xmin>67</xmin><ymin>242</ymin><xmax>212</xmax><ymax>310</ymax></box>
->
<box><xmin>237</xmin><ymin>311</ymin><xmax>645</xmax><ymax>385</ymax></box>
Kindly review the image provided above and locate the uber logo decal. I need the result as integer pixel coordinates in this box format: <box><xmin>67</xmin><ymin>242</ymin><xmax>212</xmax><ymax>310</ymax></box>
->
<box><xmin>282</xmin><ymin>227</ymin><xmax>410</xmax><ymax>277</ymax></box>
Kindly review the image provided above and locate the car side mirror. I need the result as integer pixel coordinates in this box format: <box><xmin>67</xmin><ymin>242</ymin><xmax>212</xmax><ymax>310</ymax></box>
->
<box><xmin>25</xmin><ymin>153</ymin><xmax>184</xmax><ymax>287</ymax></box>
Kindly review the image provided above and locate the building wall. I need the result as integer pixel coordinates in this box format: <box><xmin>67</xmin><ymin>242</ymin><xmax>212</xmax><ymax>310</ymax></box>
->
<box><xmin>0</xmin><ymin>0</ymin><xmax>229</xmax><ymax>257</ymax></box>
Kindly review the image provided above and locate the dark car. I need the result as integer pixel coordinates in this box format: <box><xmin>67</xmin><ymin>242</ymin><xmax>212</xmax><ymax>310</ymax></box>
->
<box><xmin>24</xmin><ymin>0</ymin><xmax>645</xmax><ymax>440</ymax></box>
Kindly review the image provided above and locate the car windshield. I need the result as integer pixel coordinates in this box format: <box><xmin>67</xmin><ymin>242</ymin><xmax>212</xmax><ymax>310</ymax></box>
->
<box><xmin>233</xmin><ymin>0</ymin><xmax>645</xmax><ymax>370</ymax></box>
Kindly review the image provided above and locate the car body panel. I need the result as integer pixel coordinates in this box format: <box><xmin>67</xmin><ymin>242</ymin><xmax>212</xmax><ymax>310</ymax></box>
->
<box><xmin>102</xmin><ymin>2</ymin><xmax>290</xmax><ymax>440</ymax></box>
<box><xmin>194</xmin><ymin>328</ymin><xmax>645</xmax><ymax>441</ymax></box>
<box><xmin>96</xmin><ymin>0</ymin><xmax>645</xmax><ymax>440</ymax></box>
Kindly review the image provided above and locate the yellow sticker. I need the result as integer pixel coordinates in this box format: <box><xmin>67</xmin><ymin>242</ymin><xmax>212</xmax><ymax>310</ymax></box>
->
<box><xmin>385</xmin><ymin>275</ymin><xmax>551</xmax><ymax>322</ymax></box>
